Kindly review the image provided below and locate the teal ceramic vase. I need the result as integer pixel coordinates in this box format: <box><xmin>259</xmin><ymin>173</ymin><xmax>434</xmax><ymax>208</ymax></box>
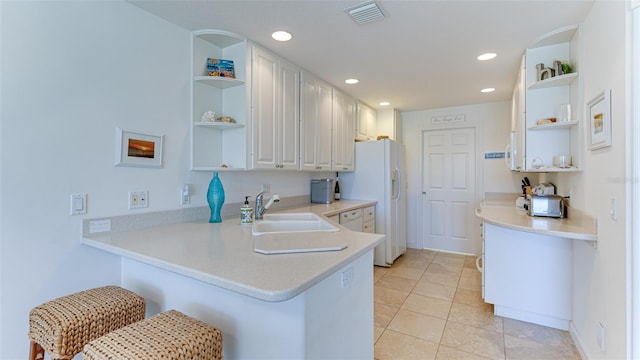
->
<box><xmin>207</xmin><ymin>172</ymin><xmax>225</xmax><ymax>223</ymax></box>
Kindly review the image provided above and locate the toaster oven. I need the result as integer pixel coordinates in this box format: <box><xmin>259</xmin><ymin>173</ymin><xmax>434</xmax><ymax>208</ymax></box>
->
<box><xmin>526</xmin><ymin>194</ymin><xmax>568</xmax><ymax>218</ymax></box>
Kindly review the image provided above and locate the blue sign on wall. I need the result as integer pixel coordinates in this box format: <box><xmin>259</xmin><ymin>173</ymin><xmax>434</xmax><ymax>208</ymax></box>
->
<box><xmin>484</xmin><ymin>152</ymin><xmax>505</xmax><ymax>159</ymax></box>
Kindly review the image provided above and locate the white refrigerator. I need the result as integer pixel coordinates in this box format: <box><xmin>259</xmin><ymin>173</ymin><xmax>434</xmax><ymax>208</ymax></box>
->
<box><xmin>340</xmin><ymin>139</ymin><xmax>407</xmax><ymax>266</ymax></box>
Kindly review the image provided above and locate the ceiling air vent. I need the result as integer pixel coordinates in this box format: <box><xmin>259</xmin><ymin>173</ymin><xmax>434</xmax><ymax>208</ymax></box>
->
<box><xmin>346</xmin><ymin>1</ymin><xmax>386</xmax><ymax>25</ymax></box>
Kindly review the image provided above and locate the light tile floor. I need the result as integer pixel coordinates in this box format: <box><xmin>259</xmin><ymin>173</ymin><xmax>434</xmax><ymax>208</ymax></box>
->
<box><xmin>373</xmin><ymin>249</ymin><xmax>582</xmax><ymax>360</ymax></box>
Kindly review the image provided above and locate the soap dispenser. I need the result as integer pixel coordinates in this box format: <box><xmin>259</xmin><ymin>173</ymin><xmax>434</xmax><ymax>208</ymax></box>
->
<box><xmin>240</xmin><ymin>196</ymin><xmax>253</xmax><ymax>224</ymax></box>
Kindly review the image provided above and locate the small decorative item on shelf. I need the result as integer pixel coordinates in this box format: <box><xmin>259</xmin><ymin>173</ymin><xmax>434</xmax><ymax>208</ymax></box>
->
<box><xmin>206</xmin><ymin>58</ymin><xmax>235</xmax><ymax>78</ymax></box>
<box><xmin>531</xmin><ymin>157</ymin><xmax>544</xmax><ymax>169</ymax></box>
<box><xmin>557</xmin><ymin>104</ymin><xmax>571</xmax><ymax>122</ymax></box>
<box><xmin>207</xmin><ymin>172</ymin><xmax>225</xmax><ymax>223</ymax></box>
<box><xmin>536</xmin><ymin>117</ymin><xmax>557</xmax><ymax>125</ymax></box>
<box><xmin>536</xmin><ymin>61</ymin><xmax>572</xmax><ymax>82</ymax></box>
<box><xmin>201</xmin><ymin>111</ymin><xmax>216</xmax><ymax>122</ymax></box>
<box><xmin>216</xmin><ymin>116</ymin><xmax>235</xmax><ymax>123</ymax></box>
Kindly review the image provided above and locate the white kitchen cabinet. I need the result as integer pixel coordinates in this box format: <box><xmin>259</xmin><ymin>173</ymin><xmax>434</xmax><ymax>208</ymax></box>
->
<box><xmin>356</xmin><ymin>102</ymin><xmax>377</xmax><ymax>141</ymax></box>
<box><xmin>190</xmin><ymin>30</ymin><xmax>249</xmax><ymax>171</ymax></box>
<box><xmin>339</xmin><ymin>208</ymin><xmax>363</xmax><ymax>231</ymax></box>
<box><xmin>300</xmin><ymin>71</ymin><xmax>333</xmax><ymax>171</ymax></box>
<box><xmin>362</xmin><ymin>206</ymin><xmax>375</xmax><ymax>233</ymax></box>
<box><xmin>521</xmin><ymin>24</ymin><xmax>582</xmax><ymax>172</ymax></box>
<box><xmin>483</xmin><ymin>222</ymin><xmax>572</xmax><ymax>330</ymax></box>
<box><xmin>334</xmin><ymin>206</ymin><xmax>375</xmax><ymax>233</ymax></box>
<box><xmin>250</xmin><ymin>44</ymin><xmax>300</xmax><ymax>170</ymax></box>
<box><xmin>332</xmin><ymin>89</ymin><xmax>356</xmax><ymax>171</ymax></box>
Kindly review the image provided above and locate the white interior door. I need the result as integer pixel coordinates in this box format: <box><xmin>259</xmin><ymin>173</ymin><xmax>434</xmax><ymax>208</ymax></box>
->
<box><xmin>421</xmin><ymin>128</ymin><xmax>478</xmax><ymax>254</ymax></box>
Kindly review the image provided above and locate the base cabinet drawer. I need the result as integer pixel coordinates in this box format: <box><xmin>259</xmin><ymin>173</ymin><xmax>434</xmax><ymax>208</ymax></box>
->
<box><xmin>362</xmin><ymin>220</ymin><xmax>375</xmax><ymax>233</ymax></box>
<box><xmin>363</xmin><ymin>206</ymin><xmax>375</xmax><ymax>223</ymax></box>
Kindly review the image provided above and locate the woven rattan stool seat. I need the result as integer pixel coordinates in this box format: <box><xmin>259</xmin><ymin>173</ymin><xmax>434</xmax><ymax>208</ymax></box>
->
<box><xmin>28</xmin><ymin>286</ymin><xmax>146</xmax><ymax>360</ymax></box>
<box><xmin>82</xmin><ymin>309</ymin><xmax>223</xmax><ymax>360</ymax></box>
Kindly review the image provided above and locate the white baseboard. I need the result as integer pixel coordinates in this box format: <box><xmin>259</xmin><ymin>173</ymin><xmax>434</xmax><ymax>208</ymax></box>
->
<box><xmin>570</xmin><ymin>321</ymin><xmax>589</xmax><ymax>360</ymax></box>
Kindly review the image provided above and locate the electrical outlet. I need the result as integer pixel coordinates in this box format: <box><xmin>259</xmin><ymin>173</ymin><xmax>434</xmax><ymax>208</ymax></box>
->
<box><xmin>262</xmin><ymin>183</ymin><xmax>271</xmax><ymax>193</ymax></box>
<box><xmin>610</xmin><ymin>197</ymin><xmax>617</xmax><ymax>221</ymax></box>
<box><xmin>138</xmin><ymin>191</ymin><xmax>148</xmax><ymax>208</ymax></box>
<box><xmin>181</xmin><ymin>184</ymin><xmax>190</xmax><ymax>205</ymax></box>
<box><xmin>341</xmin><ymin>267</ymin><xmax>354</xmax><ymax>288</ymax></box>
<box><xmin>128</xmin><ymin>191</ymin><xmax>148</xmax><ymax>209</ymax></box>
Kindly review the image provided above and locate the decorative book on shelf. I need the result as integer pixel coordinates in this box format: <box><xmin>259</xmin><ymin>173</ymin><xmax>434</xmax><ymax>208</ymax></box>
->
<box><xmin>206</xmin><ymin>58</ymin><xmax>235</xmax><ymax>78</ymax></box>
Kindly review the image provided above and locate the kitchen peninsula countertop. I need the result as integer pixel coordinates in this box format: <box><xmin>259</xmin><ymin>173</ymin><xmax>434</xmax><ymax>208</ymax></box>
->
<box><xmin>477</xmin><ymin>198</ymin><xmax>597</xmax><ymax>241</ymax></box>
<box><xmin>81</xmin><ymin>200</ymin><xmax>382</xmax><ymax>302</ymax></box>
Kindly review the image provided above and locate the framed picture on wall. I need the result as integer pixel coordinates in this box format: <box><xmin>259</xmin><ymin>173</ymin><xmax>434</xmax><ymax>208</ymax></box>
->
<box><xmin>586</xmin><ymin>89</ymin><xmax>612</xmax><ymax>150</ymax></box>
<box><xmin>115</xmin><ymin>128</ymin><xmax>164</xmax><ymax>168</ymax></box>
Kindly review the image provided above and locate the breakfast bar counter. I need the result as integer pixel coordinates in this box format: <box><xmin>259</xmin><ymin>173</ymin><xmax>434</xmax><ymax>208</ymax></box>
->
<box><xmin>82</xmin><ymin>200</ymin><xmax>380</xmax><ymax>302</ymax></box>
<box><xmin>81</xmin><ymin>200</ymin><xmax>382</xmax><ymax>359</ymax></box>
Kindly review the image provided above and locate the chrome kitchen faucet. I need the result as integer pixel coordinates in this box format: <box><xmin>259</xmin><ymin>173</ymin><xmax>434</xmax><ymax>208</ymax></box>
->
<box><xmin>255</xmin><ymin>191</ymin><xmax>280</xmax><ymax>220</ymax></box>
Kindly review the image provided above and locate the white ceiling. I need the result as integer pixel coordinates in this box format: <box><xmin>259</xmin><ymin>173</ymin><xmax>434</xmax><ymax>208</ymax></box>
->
<box><xmin>130</xmin><ymin>0</ymin><xmax>594</xmax><ymax>112</ymax></box>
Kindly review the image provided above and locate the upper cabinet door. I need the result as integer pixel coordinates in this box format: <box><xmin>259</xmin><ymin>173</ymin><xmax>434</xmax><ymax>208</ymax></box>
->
<box><xmin>317</xmin><ymin>81</ymin><xmax>333</xmax><ymax>169</ymax></box>
<box><xmin>332</xmin><ymin>89</ymin><xmax>356</xmax><ymax>171</ymax></box>
<box><xmin>278</xmin><ymin>58</ymin><xmax>300</xmax><ymax>170</ymax></box>
<box><xmin>250</xmin><ymin>44</ymin><xmax>300</xmax><ymax>170</ymax></box>
<box><xmin>300</xmin><ymin>71</ymin><xmax>332</xmax><ymax>171</ymax></box>
<box><xmin>251</xmin><ymin>45</ymin><xmax>278</xmax><ymax>169</ymax></box>
<box><xmin>356</xmin><ymin>103</ymin><xmax>377</xmax><ymax>141</ymax></box>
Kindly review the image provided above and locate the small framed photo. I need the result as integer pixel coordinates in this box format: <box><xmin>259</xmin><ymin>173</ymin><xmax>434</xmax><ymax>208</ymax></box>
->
<box><xmin>587</xmin><ymin>89</ymin><xmax>612</xmax><ymax>150</ymax></box>
<box><xmin>115</xmin><ymin>128</ymin><xmax>163</xmax><ymax>168</ymax></box>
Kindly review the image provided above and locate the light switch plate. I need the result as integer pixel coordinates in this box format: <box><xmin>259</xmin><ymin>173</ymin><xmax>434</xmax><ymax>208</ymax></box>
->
<box><xmin>70</xmin><ymin>194</ymin><xmax>87</xmax><ymax>215</ymax></box>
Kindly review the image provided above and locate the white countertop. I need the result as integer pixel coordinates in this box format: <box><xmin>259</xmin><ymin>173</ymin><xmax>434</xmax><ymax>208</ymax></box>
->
<box><xmin>81</xmin><ymin>200</ymin><xmax>383</xmax><ymax>302</ymax></box>
<box><xmin>476</xmin><ymin>202</ymin><xmax>597</xmax><ymax>241</ymax></box>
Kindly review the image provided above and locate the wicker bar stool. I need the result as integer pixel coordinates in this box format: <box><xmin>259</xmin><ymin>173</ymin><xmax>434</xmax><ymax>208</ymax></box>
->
<box><xmin>28</xmin><ymin>286</ymin><xmax>146</xmax><ymax>360</ymax></box>
<box><xmin>82</xmin><ymin>310</ymin><xmax>224</xmax><ymax>360</ymax></box>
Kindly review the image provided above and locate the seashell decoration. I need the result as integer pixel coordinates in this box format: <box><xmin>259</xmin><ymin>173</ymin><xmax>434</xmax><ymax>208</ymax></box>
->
<box><xmin>201</xmin><ymin>111</ymin><xmax>216</xmax><ymax>122</ymax></box>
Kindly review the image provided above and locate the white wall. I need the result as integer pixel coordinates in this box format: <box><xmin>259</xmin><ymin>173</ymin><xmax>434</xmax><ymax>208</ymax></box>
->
<box><xmin>0</xmin><ymin>2</ymin><xmax>317</xmax><ymax>358</ymax></box>
<box><xmin>555</xmin><ymin>1</ymin><xmax>629</xmax><ymax>358</ymax></box>
<box><xmin>376</xmin><ymin>108</ymin><xmax>402</xmax><ymax>141</ymax></box>
<box><xmin>401</xmin><ymin>101</ymin><xmax>512</xmax><ymax>250</ymax></box>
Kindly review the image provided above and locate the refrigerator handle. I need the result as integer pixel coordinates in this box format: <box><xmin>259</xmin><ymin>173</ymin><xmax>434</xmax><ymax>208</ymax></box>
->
<box><xmin>392</xmin><ymin>168</ymin><xmax>400</xmax><ymax>200</ymax></box>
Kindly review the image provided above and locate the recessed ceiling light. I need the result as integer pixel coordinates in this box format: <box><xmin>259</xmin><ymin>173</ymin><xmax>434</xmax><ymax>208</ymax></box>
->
<box><xmin>272</xmin><ymin>31</ymin><xmax>292</xmax><ymax>42</ymax></box>
<box><xmin>379</xmin><ymin>101</ymin><xmax>390</xmax><ymax>106</ymax></box>
<box><xmin>477</xmin><ymin>53</ymin><xmax>497</xmax><ymax>61</ymax></box>
<box><xmin>345</xmin><ymin>78</ymin><xmax>359</xmax><ymax>85</ymax></box>
<box><xmin>481</xmin><ymin>87</ymin><xmax>496</xmax><ymax>93</ymax></box>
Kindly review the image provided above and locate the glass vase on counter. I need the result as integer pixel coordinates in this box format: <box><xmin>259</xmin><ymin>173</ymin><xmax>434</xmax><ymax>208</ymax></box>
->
<box><xmin>207</xmin><ymin>172</ymin><xmax>225</xmax><ymax>223</ymax></box>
